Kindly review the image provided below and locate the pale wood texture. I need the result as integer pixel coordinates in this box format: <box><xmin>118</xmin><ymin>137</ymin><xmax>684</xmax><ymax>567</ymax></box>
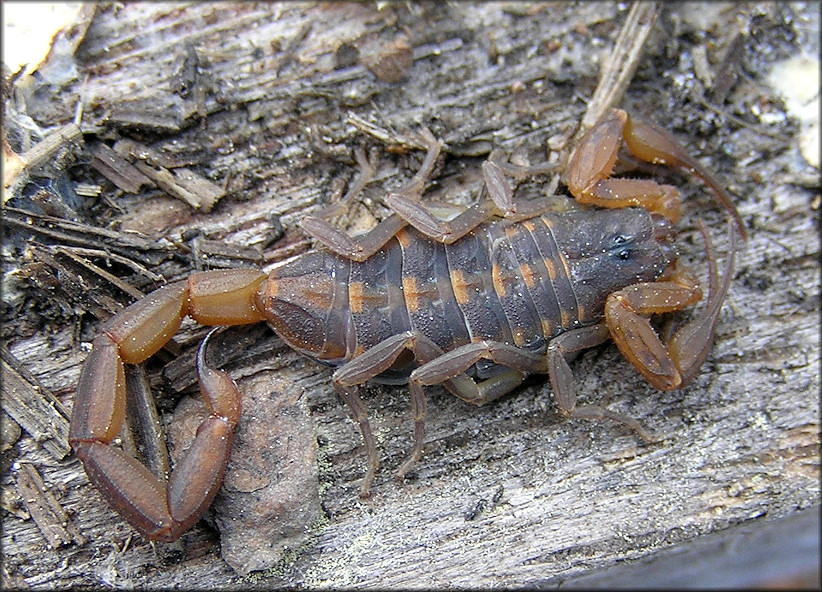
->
<box><xmin>2</xmin><ymin>2</ymin><xmax>819</xmax><ymax>589</ymax></box>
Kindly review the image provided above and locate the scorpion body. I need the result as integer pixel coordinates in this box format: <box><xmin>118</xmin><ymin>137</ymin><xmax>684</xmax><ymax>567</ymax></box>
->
<box><xmin>69</xmin><ymin>109</ymin><xmax>744</xmax><ymax>542</ymax></box>
<box><xmin>269</xmin><ymin>208</ymin><xmax>674</xmax><ymax>383</ymax></box>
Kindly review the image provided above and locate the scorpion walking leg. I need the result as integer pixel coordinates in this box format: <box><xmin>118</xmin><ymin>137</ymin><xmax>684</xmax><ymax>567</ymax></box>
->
<box><xmin>305</xmin><ymin>129</ymin><xmax>562</xmax><ymax>259</ymax></box>
<box><xmin>396</xmin><ymin>127</ymin><xmax>443</xmax><ymax>197</ymax></box>
<box><xmin>546</xmin><ymin>324</ymin><xmax>656</xmax><ymax>440</ymax></box>
<box><xmin>408</xmin><ymin>331</ymin><xmax>654</xmax><ymax>440</ymax></box>
<box><xmin>400</xmin><ymin>340</ymin><xmax>562</xmax><ymax>478</ymax></box>
<box><xmin>301</xmin><ymin>213</ymin><xmax>407</xmax><ymax>262</ymax></box>
<box><xmin>309</xmin><ymin>147</ymin><xmax>379</xmax><ymax>221</ymax></box>
<box><xmin>300</xmin><ymin>129</ymin><xmax>443</xmax><ymax>261</ymax></box>
<box><xmin>383</xmin><ymin>195</ymin><xmax>500</xmax><ymax>244</ymax></box>
<box><xmin>408</xmin><ymin>341</ymin><xmax>550</xmax><ymax>406</ymax></box>
<box><xmin>300</xmin><ymin>147</ymin><xmax>406</xmax><ymax>262</ymax></box>
<box><xmin>480</xmin><ymin>160</ymin><xmax>562</xmax><ymax>220</ymax></box>
<box><xmin>332</xmin><ymin>331</ymin><xmax>450</xmax><ymax>496</ymax></box>
<box><xmin>386</xmin><ymin>159</ymin><xmax>564</xmax><ymax>244</ymax></box>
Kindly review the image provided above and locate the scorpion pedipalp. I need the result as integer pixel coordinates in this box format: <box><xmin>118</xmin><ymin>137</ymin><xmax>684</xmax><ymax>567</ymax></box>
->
<box><xmin>604</xmin><ymin>218</ymin><xmax>737</xmax><ymax>391</ymax></box>
<box><xmin>568</xmin><ymin>108</ymin><xmax>747</xmax><ymax>239</ymax></box>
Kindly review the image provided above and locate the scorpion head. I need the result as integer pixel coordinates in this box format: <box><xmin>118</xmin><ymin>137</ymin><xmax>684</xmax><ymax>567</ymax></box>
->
<box><xmin>550</xmin><ymin>208</ymin><xmax>678</xmax><ymax>323</ymax></box>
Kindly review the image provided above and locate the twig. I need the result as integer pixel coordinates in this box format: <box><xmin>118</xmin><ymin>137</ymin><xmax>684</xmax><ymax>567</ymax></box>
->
<box><xmin>346</xmin><ymin>112</ymin><xmax>431</xmax><ymax>151</ymax></box>
<box><xmin>574</xmin><ymin>3</ymin><xmax>662</xmax><ymax>146</ymax></box>
<box><xmin>124</xmin><ymin>365</ymin><xmax>171</xmax><ymax>481</ymax></box>
<box><xmin>3</xmin><ymin>124</ymin><xmax>83</xmax><ymax>192</ymax></box>
<box><xmin>3</xmin><ymin>206</ymin><xmax>180</xmax><ymax>267</ymax></box>
<box><xmin>53</xmin><ymin>245</ymin><xmax>164</xmax><ymax>285</ymax></box>
<box><xmin>15</xmin><ymin>462</ymin><xmax>86</xmax><ymax>548</ymax></box>
<box><xmin>1</xmin><ymin>350</ymin><xmax>71</xmax><ymax>461</ymax></box>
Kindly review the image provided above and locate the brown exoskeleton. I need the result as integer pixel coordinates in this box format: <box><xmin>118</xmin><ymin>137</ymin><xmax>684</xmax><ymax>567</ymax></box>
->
<box><xmin>69</xmin><ymin>109</ymin><xmax>744</xmax><ymax>541</ymax></box>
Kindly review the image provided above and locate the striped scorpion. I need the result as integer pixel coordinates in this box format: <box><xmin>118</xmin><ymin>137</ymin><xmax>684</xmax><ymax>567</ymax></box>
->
<box><xmin>69</xmin><ymin>109</ymin><xmax>746</xmax><ymax>542</ymax></box>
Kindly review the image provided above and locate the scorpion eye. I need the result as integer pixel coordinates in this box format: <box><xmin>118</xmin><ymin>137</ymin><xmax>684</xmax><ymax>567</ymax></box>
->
<box><xmin>613</xmin><ymin>234</ymin><xmax>631</xmax><ymax>247</ymax></box>
<box><xmin>609</xmin><ymin>234</ymin><xmax>634</xmax><ymax>260</ymax></box>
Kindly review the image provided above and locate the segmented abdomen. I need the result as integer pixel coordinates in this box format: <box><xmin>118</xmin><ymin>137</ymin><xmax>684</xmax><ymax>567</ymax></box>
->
<box><xmin>261</xmin><ymin>205</ymin><xmax>677</xmax><ymax>386</ymax></box>
<box><xmin>266</xmin><ymin>212</ymin><xmax>606</xmax><ymax>383</ymax></box>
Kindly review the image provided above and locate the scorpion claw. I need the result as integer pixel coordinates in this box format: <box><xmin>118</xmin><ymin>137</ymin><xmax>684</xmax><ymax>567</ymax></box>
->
<box><xmin>668</xmin><ymin>219</ymin><xmax>737</xmax><ymax>385</ymax></box>
<box><xmin>605</xmin><ymin>219</ymin><xmax>736</xmax><ymax>392</ymax></box>
<box><xmin>568</xmin><ymin>108</ymin><xmax>746</xmax><ymax>237</ymax></box>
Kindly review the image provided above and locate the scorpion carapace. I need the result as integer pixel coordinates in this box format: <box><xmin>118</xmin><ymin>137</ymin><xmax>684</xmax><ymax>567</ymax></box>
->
<box><xmin>69</xmin><ymin>109</ymin><xmax>743</xmax><ymax>542</ymax></box>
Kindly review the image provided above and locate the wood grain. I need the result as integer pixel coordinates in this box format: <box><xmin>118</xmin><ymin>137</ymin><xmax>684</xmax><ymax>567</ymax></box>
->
<box><xmin>2</xmin><ymin>2</ymin><xmax>818</xmax><ymax>588</ymax></box>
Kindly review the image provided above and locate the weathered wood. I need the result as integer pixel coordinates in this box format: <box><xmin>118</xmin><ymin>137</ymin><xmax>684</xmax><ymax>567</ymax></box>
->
<box><xmin>1</xmin><ymin>352</ymin><xmax>71</xmax><ymax>460</ymax></box>
<box><xmin>15</xmin><ymin>462</ymin><xmax>87</xmax><ymax>550</ymax></box>
<box><xmin>87</xmin><ymin>140</ymin><xmax>154</xmax><ymax>194</ymax></box>
<box><xmin>2</xmin><ymin>2</ymin><xmax>819</xmax><ymax>589</ymax></box>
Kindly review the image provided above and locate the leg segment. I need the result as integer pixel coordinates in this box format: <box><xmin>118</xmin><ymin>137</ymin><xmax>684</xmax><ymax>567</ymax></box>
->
<box><xmin>300</xmin><ymin>213</ymin><xmax>407</xmax><ymax>262</ymax></box>
<box><xmin>481</xmin><ymin>160</ymin><xmax>562</xmax><ymax>221</ymax></box>
<box><xmin>546</xmin><ymin>323</ymin><xmax>655</xmax><ymax>440</ymax></box>
<box><xmin>383</xmin><ymin>160</ymin><xmax>563</xmax><ymax>244</ymax></box>
<box><xmin>545</xmin><ymin>324</ymin><xmax>611</xmax><ymax>415</ymax></box>
<box><xmin>404</xmin><ymin>333</ymin><xmax>659</xmax><ymax>474</ymax></box>
<box><xmin>408</xmin><ymin>328</ymin><xmax>647</xmax><ymax>440</ymax></box>
<box><xmin>333</xmin><ymin>335</ymin><xmax>550</xmax><ymax>492</ymax></box>
<box><xmin>382</xmin><ymin>195</ymin><xmax>499</xmax><ymax>244</ymax></box>
<box><xmin>396</xmin><ymin>127</ymin><xmax>443</xmax><ymax>197</ymax></box>
<box><xmin>69</xmin><ymin>269</ymin><xmax>269</xmax><ymax>542</ymax></box>
<box><xmin>568</xmin><ymin>108</ymin><xmax>746</xmax><ymax>238</ymax></box>
<box><xmin>299</xmin><ymin>147</ymin><xmax>400</xmax><ymax>261</ymax></box>
<box><xmin>303</xmin><ymin>129</ymin><xmax>561</xmax><ymax>258</ymax></box>
<box><xmin>332</xmin><ymin>331</ymin><xmax>447</xmax><ymax>496</ymax></box>
<box><xmin>409</xmin><ymin>340</ymin><xmax>547</xmax><ymax>404</ymax></box>
<box><xmin>399</xmin><ymin>340</ymin><xmax>549</xmax><ymax>480</ymax></box>
<box><xmin>299</xmin><ymin>128</ymin><xmax>443</xmax><ymax>260</ymax></box>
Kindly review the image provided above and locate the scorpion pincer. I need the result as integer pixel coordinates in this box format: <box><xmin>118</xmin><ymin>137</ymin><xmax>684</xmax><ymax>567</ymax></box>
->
<box><xmin>69</xmin><ymin>109</ymin><xmax>745</xmax><ymax>542</ymax></box>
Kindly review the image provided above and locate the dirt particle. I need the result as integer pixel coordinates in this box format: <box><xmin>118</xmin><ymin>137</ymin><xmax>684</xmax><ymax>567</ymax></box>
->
<box><xmin>367</xmin><ymin>36</ymin><xmax>413</xmax><ymax>83</ymax></box>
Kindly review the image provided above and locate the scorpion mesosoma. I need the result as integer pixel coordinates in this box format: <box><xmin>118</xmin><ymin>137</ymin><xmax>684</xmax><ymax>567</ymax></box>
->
<box><xmin>69</xmin><ymin>109</ymin><xmax>745</xmax><ymax>542</ymax></box>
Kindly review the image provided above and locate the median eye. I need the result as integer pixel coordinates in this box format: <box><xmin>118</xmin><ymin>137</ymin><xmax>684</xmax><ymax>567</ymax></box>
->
<box><xmin>610</xmin><ymin>234</ymin><xmax>633</xmax><ymax>260</ymax></box>
<box><xmin>613</xmin><ymin>234</ymin><xmax>631</xmax><ymax>247</ymax></box>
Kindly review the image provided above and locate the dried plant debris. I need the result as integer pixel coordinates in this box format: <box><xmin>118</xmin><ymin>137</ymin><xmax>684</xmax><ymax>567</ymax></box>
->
<box><xmin>3</xmin><ymin>124</ymin><xmax>83</xmax><ymax>195</ymax></box>
<box><xmin>86</xmin><ymin>141</ymin><xmax>153</xmax><ymax>195</ymax></box>
<box><xmin>15</xmin><ymin>462</ymin><xmax>86</xmax><ymax>549</ymax></box>
<box><xmin>1</xmin><ymin>348</ymin><xmax>70</xmax><ymax>460</ymax></box>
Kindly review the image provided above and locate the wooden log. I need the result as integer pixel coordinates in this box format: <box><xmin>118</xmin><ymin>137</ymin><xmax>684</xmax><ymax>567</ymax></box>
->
<box><xmin>2</xmin><ymin>2</ymin><xmax>818</xmax><ymax>588</ymax></box>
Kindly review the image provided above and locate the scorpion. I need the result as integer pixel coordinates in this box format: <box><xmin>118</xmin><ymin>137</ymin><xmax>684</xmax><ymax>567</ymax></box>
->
<box><xmin>69</xmin><ymin>109</ymin><xmax>745</xmax><ymax>542</ymax></box>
